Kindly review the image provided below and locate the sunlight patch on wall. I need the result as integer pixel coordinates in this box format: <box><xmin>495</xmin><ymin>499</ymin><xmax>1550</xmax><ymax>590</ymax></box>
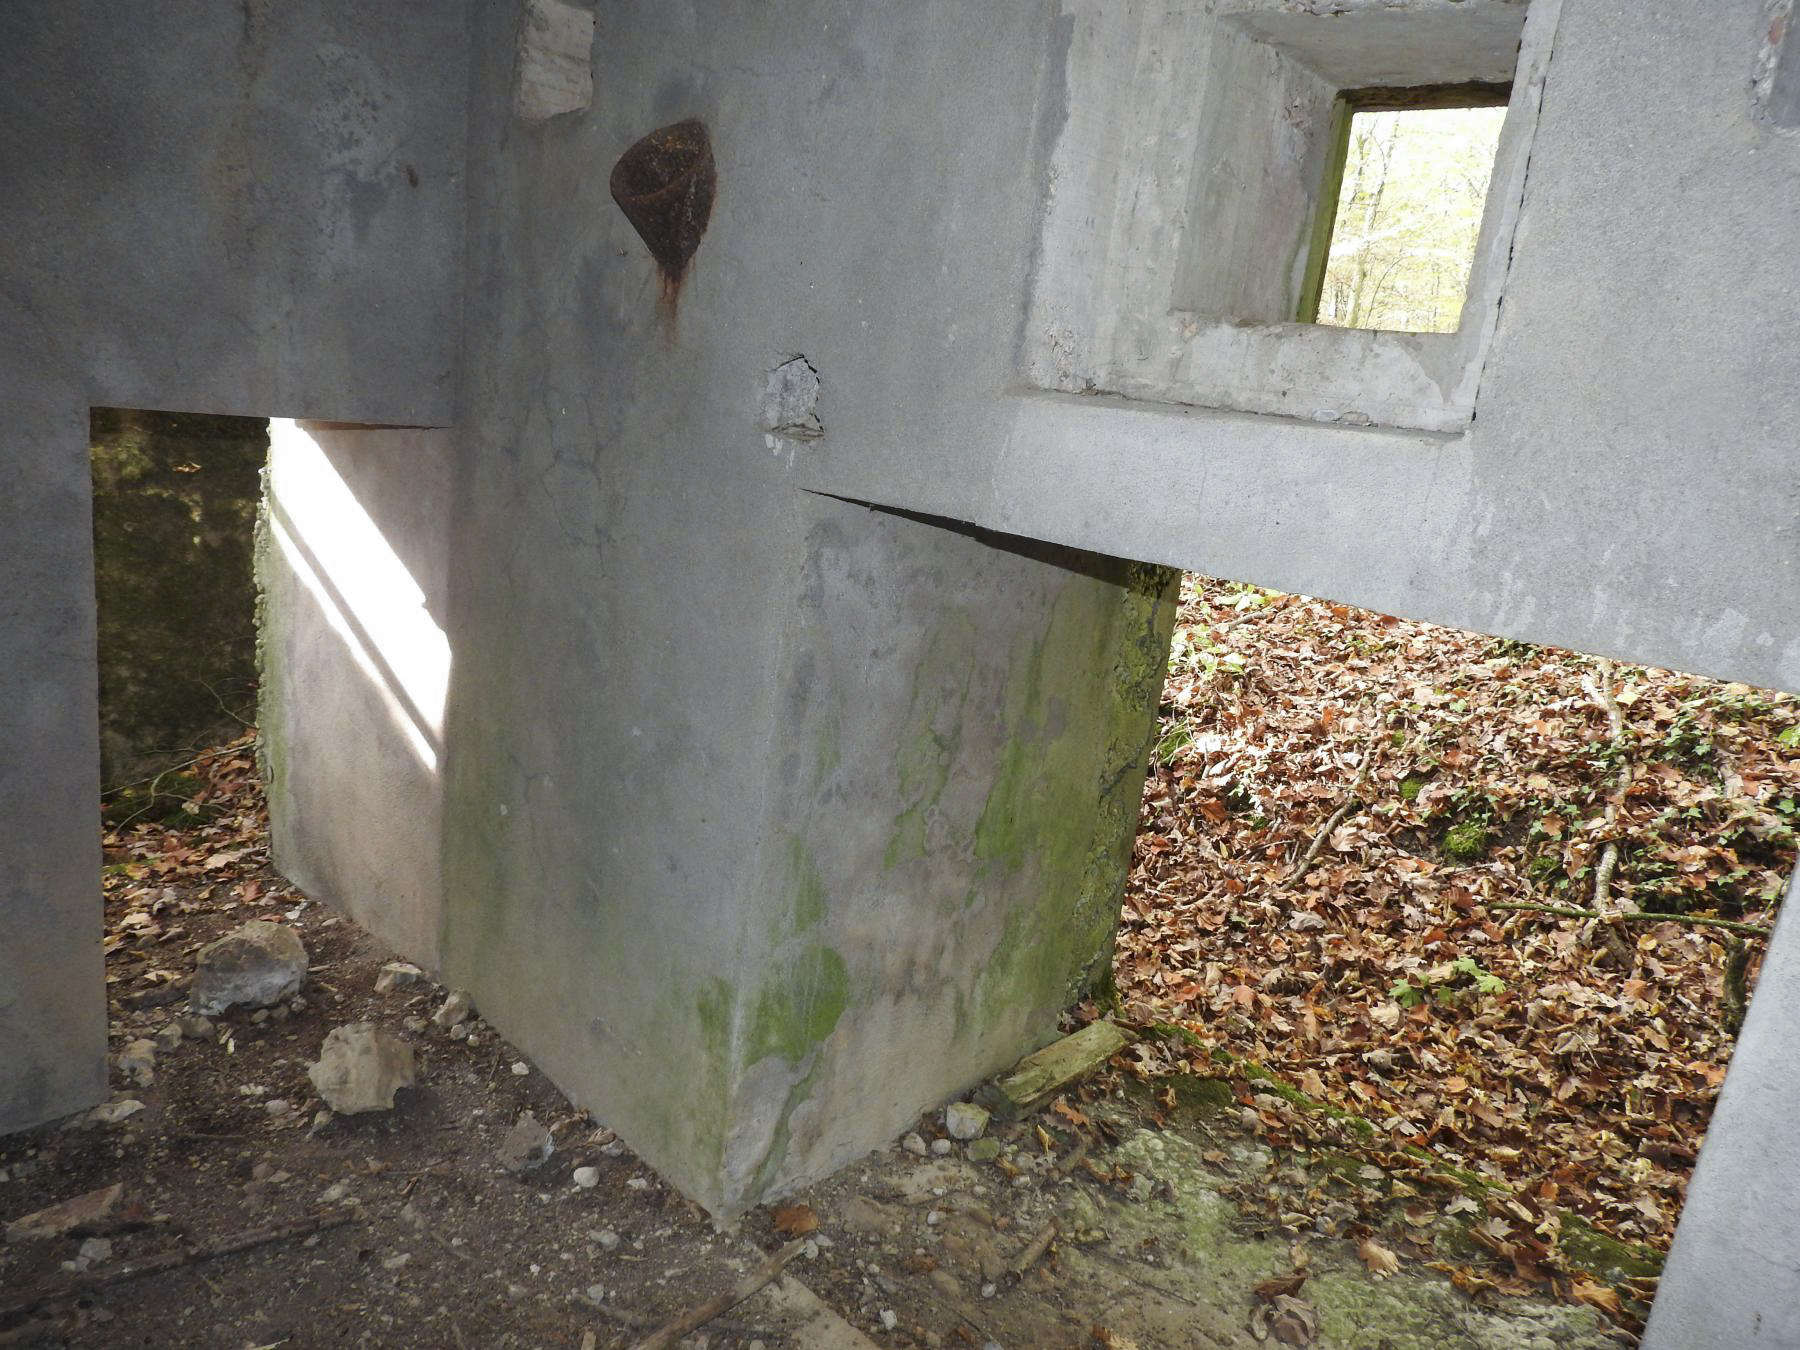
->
<box><xmin>266</xmin><ymin>419</ymin><xmax>450</xmax><ymax>770</ymax></box>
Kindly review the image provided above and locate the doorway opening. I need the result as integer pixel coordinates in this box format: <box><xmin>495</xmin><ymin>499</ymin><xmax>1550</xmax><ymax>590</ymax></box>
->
<box><xmin>1117</xmin><ymin>574</ymin><xmax>1798</xmax><ymax>1325</ymax></box>
<box><xmin>90</xmin><ymin>408</ymin><xmax>268</xmax><ymax>825</ymax></box>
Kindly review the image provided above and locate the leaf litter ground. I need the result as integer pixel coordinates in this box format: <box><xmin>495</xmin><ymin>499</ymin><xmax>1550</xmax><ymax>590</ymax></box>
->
<box><xmin>1109</xmin><ymin>576</ymin><xmax>1798</xmax><ymax>1316</ymax></box>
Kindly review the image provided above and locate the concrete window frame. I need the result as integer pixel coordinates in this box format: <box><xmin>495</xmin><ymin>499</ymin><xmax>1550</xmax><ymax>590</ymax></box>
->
<box><xmin>1024</xmin><ymin>0</ymin><xmax>1563</xmax><ymax>435</ymax></box>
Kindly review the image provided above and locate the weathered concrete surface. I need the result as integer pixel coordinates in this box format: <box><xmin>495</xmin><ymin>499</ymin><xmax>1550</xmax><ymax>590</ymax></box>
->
<box><xmin>1645</xmin><ymin>867</ymin><xmax>1800</xmax><ymax>1348</ymax></box>
<box><xmin>0</xmin><ymin>0</ymin><xmax>468</xmax><ymax>1132</ymax></box>
<box><xmin>260</xmin><ymin>421</ymin><xmax>453</xmax><ymax>969</ymax></box>
<box><xmin>776</xmin><ymin>0</ymin><xmax>1798</xmax><ymax>696</ymax></box>
<box><xmin>0</xmin><ymin>341</ymin><xmax>108</xmax><ymax>1134</ymax></box>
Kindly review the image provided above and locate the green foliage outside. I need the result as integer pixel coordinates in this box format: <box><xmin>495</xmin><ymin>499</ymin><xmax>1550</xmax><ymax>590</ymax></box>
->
<box><xmin>90</xmin><ymin>408</ymin><xmax>267</xmax><ymax>788</ymax></box>
<box><xmin>1317</xmin><ymin>106</ymin><xmax>1507</xmax><ymax>334</ymax></box>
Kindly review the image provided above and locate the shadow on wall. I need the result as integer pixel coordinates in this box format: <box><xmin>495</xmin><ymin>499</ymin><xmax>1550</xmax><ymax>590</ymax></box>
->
<box><xmin>258</xmin><ymin>419</ymin><xmax>454</xmax><ymax>968</ymax></box>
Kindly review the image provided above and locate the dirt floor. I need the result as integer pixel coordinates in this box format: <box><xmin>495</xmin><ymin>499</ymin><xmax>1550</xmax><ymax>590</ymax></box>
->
<box><xmin>2</xmin><ymin>742</ymin><xmax>1637</xmax><ymax>1349</ymax></box>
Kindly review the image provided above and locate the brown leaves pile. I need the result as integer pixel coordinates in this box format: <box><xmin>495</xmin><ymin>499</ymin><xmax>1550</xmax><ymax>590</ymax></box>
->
<box><xmin>100</xmin><ymin>733</ymin><xmax>304</xmax><ymax>968</ymax></box>
<box><xmin>1117</xmin><ymin>578</ymin><xmax>1799</xmax><ymax>1255</ymax></box>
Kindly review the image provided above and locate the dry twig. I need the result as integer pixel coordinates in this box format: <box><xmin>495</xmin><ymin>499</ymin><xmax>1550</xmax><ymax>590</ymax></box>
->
<box><xmin>0</xmin><ymin>1207</ymin><xmax>356</xmax><ymax>1323</ymax></box>
<box><xmin>1493</xmin><ymin>902</ymin><xmax>1769</xmax><ymax>938</ymax></box>
<box><xmin>629</xmin><ymin>1239</ymin><xmax>807</xmax><ymax>1350</ymax></box>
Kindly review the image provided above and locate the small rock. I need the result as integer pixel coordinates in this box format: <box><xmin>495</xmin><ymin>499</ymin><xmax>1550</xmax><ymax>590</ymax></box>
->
<box><xmin>980</xmin><ymin>1282</ymin><xmax>997</xmax><ymax>1300</ymax></box>
<box><xmin>77</xmin><ymin>1237</ymin><xmax>112</xmax><ymax>1265</ymax></box>
<box><xmin>902</xmin><ymin>1132</ymin><xmax>929</xmax><ymax>1157</ymax></box>
<box><xmin>374</xmin><ymin>962</ymin><xmax>424</xmax><ymax>994</ymax></box>
<box><xmin>573</xmin><ymin>1166</ymin><xmax>600</xmax><ymax>1189</ymax></box>
<box><xmin>86</xmin><ymin>1100</ymin><xmax>145</xmax><ymax>1127</ymax></box>
<box><xmin>925</xmin><ymin>1209</ymin><xmax>944</xmax><ymax>1226</ymax></box>
<box><xmin>930</xmin><ymin>1138</ymin><xmax>952</xmax><ymax>1156</ymax></box>
<box><xmin>115</xmin><ymin>1038</ymin><xmax>157</xmax><ymax>1087</ymax></box>
<box><xmin>510</xmin><ymin>1060</ymin><xmax>530</xmax><ymax>1077</ymax></box>
<box><xmin>152</xmin><ymin>1022</ymin><xmax>184</xmax><ymax>1054</ymax></box>
<box><xmin>306</xmin><ymin>1023</ymin><xmax>416</xmax><ymax>1114</ymax></box>
<box><xmin>880</xmin><ymin>1309</ymin><xmax>898</xmax><ymax>1331</ymax></box>
<box><xmin>966</xmin><ymin>1138</ymin><xmax>1001</xmax><ymax>1163</ymax></box>
<box><xmin>319</xmin><ymin>1181</ymin><xmax>352</xmax><ymax>1205</ymax></box>
<box><xmin>448</xmin><ymin>1023</ymin><xmax>470</xmax><ymax>1042</ymax></box>
<box><xmin>585</xmin><ymin>1283</ymin><xmax>606</xmax><ymax>1303</ymax></box>
<box><xmin>499</xmin><ymin>1111</ymin><xmax>554</xmax><ymax>1172</ymax></box>
<box><xmin>944</xmin><ymin>1102</ymin><xmax>989</xmax><ymax>1141</ymax></box>
<box><xmin>190</xmin><ymin>921</ymin><xmax>308</xmax><ymax>1014</ymax></box>
<box><xmin>928</xmin><ymin>1269</ymin><xmax>961</xmax><ymax>1299</ymax></box>
<box><xmin>177</xmin><ymin>1015</ymin><xmax>215</xmax><ymax>1041</ymax></box>
<box><xmin>5</xmin><ymin>1183</ymin><xmax>124</xmax><ymax>1243</ymax></box>
<box><xmin>433</xmin><ymin>990</ymin><xmax>474</xmax><ymax>1028</ymax></box>
<box><xmin>264</xmin><ymin>1099</ymin><xmax>291</xmax><ymax>1118</ymax></box>
<box><xmin>310</xmin><ymin>1109</ymin><xmax>334</xmax><ymax>1135</ymax></box>
<box><xmin>383</xmin><ymin>1251</ymin><xmax>412</xmax><ymax>1271</ymax></box>
<box><xmin>594</xmin><ymin>1229</ymin><xmax>620</xmax><ymax>1251</ymax></box>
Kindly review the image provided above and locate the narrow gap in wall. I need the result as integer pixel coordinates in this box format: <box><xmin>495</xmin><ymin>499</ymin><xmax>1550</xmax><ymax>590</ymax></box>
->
<box><xmin>90</xmin><ymin>408</ymin><xmax>268</xmax><ymax>821</ymax></box>
<box><xmin>1299</xmin><ymin>90</ymin><xmax>1510</xmax><ymax>334</ymax></box>
<box><xmin>1116</xmin><ymin>573</ymin><xmax>1798</xmax><ymax>1329</ymax></box>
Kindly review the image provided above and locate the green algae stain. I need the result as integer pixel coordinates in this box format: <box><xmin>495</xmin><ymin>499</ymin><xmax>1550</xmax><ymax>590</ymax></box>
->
<box><xmin>970</xmin><ymin>564</ymin><xmax>1179</xmax><ymax>1026</ymax></box>
<box><xmin>746</xmin><ymin>945</ymin><xmax>849</xmax><ymax>1066</ymax></box>
<box><xmin>779</xmin><ymin>835</ymin><xmax>828</xmax><ymax>938</ymax></box>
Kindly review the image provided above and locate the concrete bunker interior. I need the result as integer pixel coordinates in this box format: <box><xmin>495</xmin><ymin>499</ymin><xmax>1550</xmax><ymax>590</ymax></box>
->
<box><xmin>4</xmin><ymin>1</ymin><xmax>1799</xmax><ymax>1345</ymax></box>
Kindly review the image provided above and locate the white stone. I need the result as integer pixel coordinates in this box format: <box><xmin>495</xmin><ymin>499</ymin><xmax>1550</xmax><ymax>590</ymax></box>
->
<box><xmin>573</xmin><ymin>1166</ymin><xmax>599</xmax><ymax>1189</ymax></box>
<box><xmin>87</xmin><ymin>1100</ymin><xmax>145</xmax><ymax>1126</ymax></box>
<box><xmin>306</xmin><ymin>1023</ymin><xmax>416</xmax><ymax>1114</ymax></box>
<box><xmin>190</xmin><ymin>921</ymin><xmax>308</xmax><ymax>1014</ymax></box>
<box><xmin>115</xmin><ymin>1038</ymin><xmax>156</xmax><ymax>1087</ymax></box>
<box><xmin>374</xmin><ymin>962</ymin><xmax>424</xmax><ymax>994</ymax></box>
<box><xmin>901</xmin><ymin>1132</ymin><xmax>929</xmax><ymax>1157</ymax></box>
<box><xmin>433</xmin><ymin>990</ymin><xmax>473</xmax><ymax>1028</ymax></box>
<box><xmin>944</xmin><ymin>1102</ymin><xmax>989</xmax><ymax>1141</ymax></box>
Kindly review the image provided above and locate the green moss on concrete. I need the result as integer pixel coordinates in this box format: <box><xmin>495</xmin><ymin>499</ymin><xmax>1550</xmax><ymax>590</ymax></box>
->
<box><xmin>746</xmin><ymin>945</ymin><xmax>850</xmax><ymax>1066</ymax></box>
<box><xmin>971</xmin><ymin>564</ymin><xmax>1178</xmax><ymax>1026</ymax></box>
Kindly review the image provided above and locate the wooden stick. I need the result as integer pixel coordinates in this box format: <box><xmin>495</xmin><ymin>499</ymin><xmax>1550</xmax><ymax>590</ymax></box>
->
<box><xmin>0</xmin><ymin>1207</ymin><xmax>356</xmax><ymax>1321</ymax></box>
<box><xmin>1005</xmin><ymin>1221</ymin><xmax>1059</xmax><ymax>1284</ymax></box>
<box><xmin>1288</xmin><ymin>732</ymin><xmax>1381</xmax><ymax>886</ymax></box>
<box><xmin>1492</xmin><ymin>902</ymin><xmax>1770</xmax><ymax>937</ymax></box>
<box><xmin>1585</xmin><ymin>661</ymin><xmax>1628</xmax><ymax>916</ymax></box>
<box><xmin>630</xmin><ymin>1239</ymin><xmax>807</xmax><ymax>1350</ymax></box>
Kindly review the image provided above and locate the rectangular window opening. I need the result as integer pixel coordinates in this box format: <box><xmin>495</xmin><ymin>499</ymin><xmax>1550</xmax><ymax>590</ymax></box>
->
<box><xmin>1299</xmin><ymin>85</ymin><xmax>1511</xmax><ymax>336</ymax></box>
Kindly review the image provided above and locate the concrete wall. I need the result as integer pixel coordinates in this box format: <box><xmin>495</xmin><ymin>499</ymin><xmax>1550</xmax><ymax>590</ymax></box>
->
<box><xmin>781</xmin><ymin>0</ymin><xmax>1798</xmax><ymax>696</ymax></box>
<box><xmin>260</xmin><ymin>421</ymin><xmax>454</xmax><ymax>968</ymax></box>
<box><xmin>0</xmin><ymin>0</ymin><xmax>467</xmax><ymax>1132</ymax></box>
<box><xmin>8</xmin><ymin>10</ymin><xmax>1800</xmax><ymax>1330</ymax></box>
<box><xmin>1646</xmin><ymin>871</ymin><xmax>1800</xmax><ymax>1347</ymax></box>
